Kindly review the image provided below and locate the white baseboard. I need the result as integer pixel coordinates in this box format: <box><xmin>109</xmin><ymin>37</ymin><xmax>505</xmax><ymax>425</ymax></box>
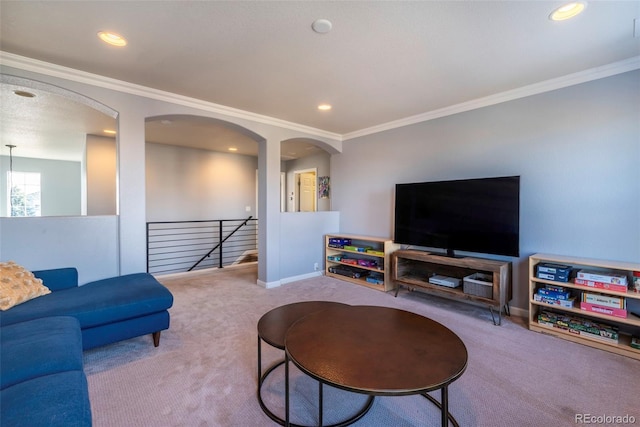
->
<box><xmin>280</xmin><ymin>271</ymin><xmax>323</xmax><ymax>285</ymax></box>
<box><xmin>257</xmin><ymin>279</ymin><xmax>280</xmax><ymax>289</ymax></box>
<box><xmin>258</xmin><ymin>271</ymin><xmax>324</xmax><ymax>288</ymax></box>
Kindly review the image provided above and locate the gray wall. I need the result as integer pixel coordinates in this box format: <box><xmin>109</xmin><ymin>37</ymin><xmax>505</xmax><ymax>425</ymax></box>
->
<box><xmin>332</xmin><ymin>70</ymin><xmax>640</xmax><ymax>310</ymax></box>
<box><xmin>0</xmin><ymin>215</ymin><xmax>118</xmax><ymax>284</ymax></box>
<box><xmin>145</xmin><ymin>142</ymin><xmax>258</xmax><ymax>222</ymax></box>
<box><xmin>279</xmin><ymin>211</ymin><xmax>340</xmax><ymax>282</ymax></box>
<box><xmin>0</xmin><ymin>155</ymin><xmax>81</xmax><ymax>216</ymax></box>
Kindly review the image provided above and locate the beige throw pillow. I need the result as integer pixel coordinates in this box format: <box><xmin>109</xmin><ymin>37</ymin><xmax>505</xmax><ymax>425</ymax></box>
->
<box><xmin>0</xmin><ymin>261</ymin><xmax>51</xmax><ymax>311</ymax></box>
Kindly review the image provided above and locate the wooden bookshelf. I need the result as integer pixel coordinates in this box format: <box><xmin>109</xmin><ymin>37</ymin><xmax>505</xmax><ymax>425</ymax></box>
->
<box><xmin>325</xmin><ymin>234</ymin><xmax>399</xmax><ymax>292</ymax></box>
<box><xmin>529</xmin><ymin>253</ymin><xmax>640</xmax><ymax>360</ymax></box>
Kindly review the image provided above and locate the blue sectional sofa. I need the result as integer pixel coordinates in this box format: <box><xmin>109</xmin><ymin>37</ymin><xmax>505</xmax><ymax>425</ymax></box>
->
<box><xmin>0</xmin><ymin>268</ymin><xmax>174</xmax><ymax>426</ymax></box>
<box><xmin>1</xmin><ymin>316</ymin><xmax>92</xmax><ymax>426</ymax></box>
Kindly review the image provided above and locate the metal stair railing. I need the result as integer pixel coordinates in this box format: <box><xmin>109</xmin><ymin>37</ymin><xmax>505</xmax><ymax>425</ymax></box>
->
<box><xmin>188</xmin><ymin>216</ymin><xmax>253</xmax><ymax>271</ymax></box>
<box><xmin>146</xmin><ymin>216</ymin><xmax>257</xmax><ymax>275</ymax></box>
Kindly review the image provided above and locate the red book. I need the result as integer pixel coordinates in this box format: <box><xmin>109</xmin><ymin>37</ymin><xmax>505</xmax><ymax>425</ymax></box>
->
<box><xmin>574</xmin><ymin>278</ymin><xmax>627</xmax><ymax>293</ymax></box>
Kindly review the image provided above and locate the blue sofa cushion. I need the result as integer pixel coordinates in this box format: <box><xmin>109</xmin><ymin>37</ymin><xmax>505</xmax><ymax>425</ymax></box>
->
<box><xmin>0</xmin><ymin>273</ymin><xmax>173</xmax><ymax>328</ymax></box>
<box><xmin>1</xmin><ymin>316</ymin><xmax>83</xmax><ymax>390</ymax></box>
<box><xmin>0</xmin><ymin>370</ymin><xmax>91</xmax><ymax>427</ymax></box>
<box><xmin>33</xmin><ymin>268</ymin><xmax>78</xmax><ymax>291</ymax></box>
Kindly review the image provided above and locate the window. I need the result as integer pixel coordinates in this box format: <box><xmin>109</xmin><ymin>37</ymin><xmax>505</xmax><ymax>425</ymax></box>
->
<box><xmin>7</xmin><ymin>171</ymin><xmax>41</xmax><ymax>217</ymax></box>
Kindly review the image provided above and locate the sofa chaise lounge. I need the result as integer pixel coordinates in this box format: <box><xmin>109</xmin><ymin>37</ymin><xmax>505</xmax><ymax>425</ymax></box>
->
<box><xmin>0</xmin><ymin>267</ymin><xmax>174</xmax><ymax>349</ymax></box>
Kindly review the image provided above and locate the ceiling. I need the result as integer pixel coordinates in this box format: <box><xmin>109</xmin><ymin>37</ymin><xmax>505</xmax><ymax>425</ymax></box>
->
<box><xmin>0</xmin><ymin>81</ymin><xmax>116</xmax><ymax>161</ymax></box>
<box><xmin>1</xmin><ymin>1</ymin><xmax>639</xmax><ymax>156</ymax></box>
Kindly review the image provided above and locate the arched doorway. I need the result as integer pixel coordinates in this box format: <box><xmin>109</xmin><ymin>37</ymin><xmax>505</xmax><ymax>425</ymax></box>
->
<box><xmin>145</xmin><ymin>114</ymin><xmax>264</xmax><ymax>275</ymax></box>
<box><xmin>280</xmin><ymin>138</ymin><xmax>336</xmax><ymax>212</ymax></box>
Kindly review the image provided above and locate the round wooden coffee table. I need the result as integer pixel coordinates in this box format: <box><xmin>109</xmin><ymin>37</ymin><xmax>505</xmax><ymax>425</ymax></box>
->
<box><xmin>285</xmin><ymin>305</ymin><xmax>468</xmax><ymax>427</ymax></box>
<box><xmin>257</xmin><ymin>301</ymin><xmax>372</xmax><ymax>426</ymax></box>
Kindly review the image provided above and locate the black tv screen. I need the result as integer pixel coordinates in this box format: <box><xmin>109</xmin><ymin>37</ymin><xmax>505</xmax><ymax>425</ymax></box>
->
<box><xmin>394</xmin><ymin>176</ymin><xmax>520</xmax><ymax>257</ymax></box>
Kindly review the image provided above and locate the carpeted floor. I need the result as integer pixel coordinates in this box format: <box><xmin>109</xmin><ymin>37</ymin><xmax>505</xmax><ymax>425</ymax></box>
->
<box><xmin>84</xmin><ymin>265</ymin><xmax>640</xmax><ymax>426</ymax></box>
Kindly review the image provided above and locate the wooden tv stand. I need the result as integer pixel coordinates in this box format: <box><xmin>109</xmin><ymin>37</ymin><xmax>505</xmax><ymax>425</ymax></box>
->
<box><xmin>391</xmin><ymin>250</ymin><xmax>512</xmax><ymax>325</ymax></box>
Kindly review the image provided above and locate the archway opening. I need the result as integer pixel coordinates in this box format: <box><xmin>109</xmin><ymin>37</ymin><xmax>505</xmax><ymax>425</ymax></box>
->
<box><xmin>145</xmin><ymin>114</ymin><xmax>264</xmax><ymax>275</ymax></box>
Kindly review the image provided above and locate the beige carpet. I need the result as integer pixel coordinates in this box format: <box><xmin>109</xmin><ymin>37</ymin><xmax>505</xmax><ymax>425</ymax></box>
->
<box><xmin>84</xmin><ymin>265</ymin><xmax>640</xmax><ymax>426</ymax></box>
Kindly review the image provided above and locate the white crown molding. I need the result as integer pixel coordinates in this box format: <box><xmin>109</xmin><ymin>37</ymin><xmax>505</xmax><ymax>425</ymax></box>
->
<box><xmin>0</xmin><ymin>51</ymin><xmax>342</xmax><ymax>141</ymax></box>
<box><xmin>3</xmin><ymin>51</ymin><xmax>638</xmax><ymax>143</ymax></box>
<box><xmin>343</xmin><ymin>56</ymin><xmax>640</xmax><ymax>141</ymax></box>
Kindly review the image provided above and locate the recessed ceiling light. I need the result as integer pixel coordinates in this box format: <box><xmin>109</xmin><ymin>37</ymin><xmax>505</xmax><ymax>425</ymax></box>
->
<box><xmin>13</xmin><ymin>90</ymin><xmax>35</xmax><ymax>98</ymax></box>
<box><xmin>228</xmin><ymin>147</ymin><xmax>238</xmax><ymax>152</ymax></box>
<box><xmin>103</xmin><ymin>129</ymin><xmax>116</xmax><ymax>135</ymax></box>
<box><xmin>318</xmin><ymin>104</ymin><xmax>332</xmax><ymax>111</ymax></box>
<box><xmin>97</xmin><ymin>31</ymin><xmax>127</xmax><ymax>47</ymax></box>
<box><xmin>549</xmin><ymin>2</ymin><xmax>586</xmax><ymax>21</ymax></box>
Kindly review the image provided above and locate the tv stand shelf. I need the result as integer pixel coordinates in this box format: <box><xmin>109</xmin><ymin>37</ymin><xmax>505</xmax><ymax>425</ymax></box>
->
<box><xmin>392</xmin><ymin>249</ymin><xmax>512</xmax><ymax>325</ymax></box>
<box><xmin>325</xmin><ymin>234</ymin><xmax>399</xmax><ymax>292</ymax></box>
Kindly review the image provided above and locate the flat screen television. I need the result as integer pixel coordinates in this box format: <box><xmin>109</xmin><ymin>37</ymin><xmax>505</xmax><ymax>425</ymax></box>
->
<box><xmin>394</xmin><ymin>176</ymin><xmax>520</xmax><ymax>257</ymax></box>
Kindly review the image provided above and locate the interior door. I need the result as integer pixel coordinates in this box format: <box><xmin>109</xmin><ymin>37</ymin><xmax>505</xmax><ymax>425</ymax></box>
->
<box><xmin>298</xmin><ymin>171</ymin><xmax>316</xmax><ymax>212</ymax></box>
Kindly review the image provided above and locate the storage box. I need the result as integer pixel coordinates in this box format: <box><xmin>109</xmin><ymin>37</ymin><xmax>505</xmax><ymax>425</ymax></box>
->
<box><xmin>463</xmin><ymin>273</ymin><xmax>493</xmax><ymax>298</ymax></box>
<box><xmin>581</xmin><ymin>292</ymin><xmax>625</xmax><ymax>309</ymax></box>
<box><xmin>344</xmin><ymin>245</ymin><xmax>371</xmax><ymax>252</ymax></box>
<box><xmin>576</xmin><ymin>269</ymin><xmax>628</xmax><ymax>285</ymax></box>
<box><xmin>538</xmin><ymin>287</ymin><xmax>572</xmax><ymax>300</ymax></box>
<box><xmin>328</xmin><ymin>238</ymin><xmax>351</xmax><ymax>248</ymax></box>
<box><xmin>579</xmin><ymin>301</ymin><xmax>627</xmax><ymax>319</ymax></box>
<box><xmin>536</xmin><ymin>263</ymin><xmax>572</xmax><ymax>276</ymax></box>
<box><xmin>534</xmin><ymin>293</ymin><xmax>575</xmax><ymax>309</ymax></box>
<box><xmin>366</xmin><ymin>249</ymin><xmax>384</xmax><ymax>256</ymax></box>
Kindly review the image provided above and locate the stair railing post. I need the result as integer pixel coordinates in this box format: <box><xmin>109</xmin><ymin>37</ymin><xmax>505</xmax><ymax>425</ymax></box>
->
<box><xmin>218</xmin><ymin>220</ymin><xmax>223</xmax><ymax>268</ymax></box>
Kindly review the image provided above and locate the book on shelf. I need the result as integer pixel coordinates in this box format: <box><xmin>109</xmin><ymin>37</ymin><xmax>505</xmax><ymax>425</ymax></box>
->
<box><xmin>537</xmin><ymin>319</ymin><xmax>619</xmax><ymax>345</ymax></box>
<box><xmin>535</xmin><ymin>263</ymin><xmax>572</xmax><ymax>282</ymax></box>
<box><xmin>576</xmin><ymin>270</ymin><xmax>628</xmax><ymax>285</ymax></box>
<box><xmin>537</xmin><ymin>310</ymin><xmax>619</xmax><ymax>344</ymax></box>
<box><xmin>536</xmin><ymin>271</ymin><xmax>570</xmax><ymax>282</ymax></box>
<box><xmin>328</xmin><ymin>238</ymin><xmax>351</xmax><ymax>248</ymax></box>
<box><xmin>581</xmin><ymin>292</ymin><xmax>625</xmax><ymax>309</ymax></box>
<box><xmin>536</xmin><ymin>263</ymin><xmax>572</xmax><ymax>275</ymax></box>
<box><xmin>574</xmin><ymin>278</ymin><xmax>628</xmax><ymax>293</ymax></box>
<box><xmin>534</xmin><ymin>293</ymin><xmax>575</xmax><ymax>308</ymax></box>
<box><xmin>580</xmin><ymin>302</ymin><xmax>627</xmax><ymax>319</ymax></box>
<box><xmin>538</xmin><ymin>287</ymin><xmax>571</xmax><ymax>300</ymax></box>
<box><xmin>366</xmin><ymin>249</ymin><xmax>384</xmax><ymax>256</ymax></box>
<box><xmin>567</xmin><ymin>326</ymin><xmax>620</xmax><ymax>345</ymax></box>
<box><xmin>544</xmin><ymin>284</ymin><xmax>569</xmax><ymax>293</ymax></box>
<box><xmin>365</xmin><ymin>273</ymin><xmax>384</xmax><ymax>285</ymax></box>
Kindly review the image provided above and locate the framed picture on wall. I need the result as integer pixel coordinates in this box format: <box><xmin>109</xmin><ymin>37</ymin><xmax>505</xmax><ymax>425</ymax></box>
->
<box><xmin>319</xmin><ymin>176</ymin><xmax>330</xmax><ymax>199</ymax></box>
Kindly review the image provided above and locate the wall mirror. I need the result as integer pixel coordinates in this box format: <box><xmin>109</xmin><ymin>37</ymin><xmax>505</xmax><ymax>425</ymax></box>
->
<box><xmin>0</xmin><ymin>75</ymin><xmax>118</xmax><ymax>217</ymax></box>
